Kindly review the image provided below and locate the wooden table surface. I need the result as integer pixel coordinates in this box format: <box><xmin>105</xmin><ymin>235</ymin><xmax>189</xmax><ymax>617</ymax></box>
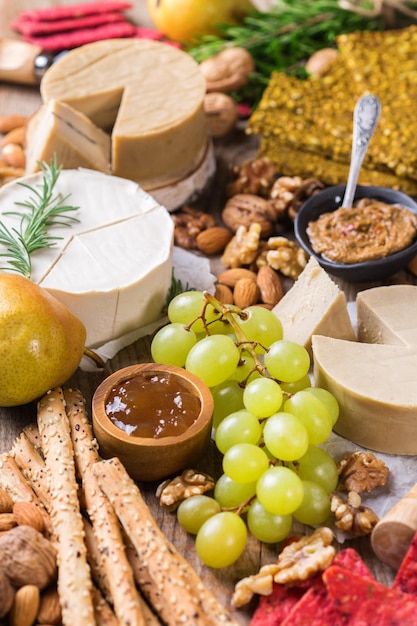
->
<box><xmin>1</xmin><ymin>2</ymin><xmax>417</xmax><ymax>624</ymax></box>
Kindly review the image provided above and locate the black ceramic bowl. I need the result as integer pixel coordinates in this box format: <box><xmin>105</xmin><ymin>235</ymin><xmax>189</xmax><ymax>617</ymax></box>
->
<box><xmin>294</xmin><ymin>184</ymin><xmax>417</xmax><ymax>282</ymax></box>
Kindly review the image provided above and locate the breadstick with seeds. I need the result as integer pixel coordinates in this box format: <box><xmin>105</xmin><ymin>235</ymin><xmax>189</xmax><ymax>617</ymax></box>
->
<box><xmin>0</xmin><ymin>452</ymin><xmax>51</xmax><ymax>533</ymax></box>
<box><xmin>37</xmin><ymin>387</ymin><xmax>95</xmax><ymax>626</ymax></box>
<box><xmin>92</xmin><ymin>585</ymin><xmax>118</xmax><ymax>626</ymax></box>
<box><xmin>11</xmin><ymin>431</ymin><xmax>50</xmax><ymax>511</ymax></box>
<box><xmin>64</xmin><ymin>387</ymin><xmax>146</xmax><ymax>626</ymax></box>
<box><xmin>93</xmin><ymin>457</ymin><xmax>239</xmax><ymax>626</ymax></box>
<box><xmin>22</xmin><ymin>422</ymin><xmax>43</xmax><ymax>451</ymax></box>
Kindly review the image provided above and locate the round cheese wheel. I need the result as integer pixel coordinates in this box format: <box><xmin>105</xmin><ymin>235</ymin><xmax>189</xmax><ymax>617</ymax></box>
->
<box><xmin>40</xmin><ymin>39</ymin><xmax>209</xmax><ymax>192</ymax></box>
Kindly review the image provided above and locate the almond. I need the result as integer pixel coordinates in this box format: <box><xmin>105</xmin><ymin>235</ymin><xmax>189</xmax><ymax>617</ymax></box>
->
<box><xmin>216</xmin><ymin>267</ymin><xmax>257</xmax><ymax>287</ymax></box>
<box><xmin>233</xmin><ymin>278</ymin><xmax>260</xmax><ymax>309</ymax></box>
<box><xmin>10</xmin><ymin>584</ymin><xmax>40</xmax><ymax>626</ymax></box>
<box><xmin>0</xmin><ymin>512</ymin><xmax>17</xmax><ymax>532</ymax></box>
<box><xmin>13</xmin><ymin>502</ymin><xmax>46</xmax><ymax>535</ymax></box>
<box><xmin>0</xmin><ymin>487</ymin><xmax>13</xmax><ymax>513</ymax></box>
<box><xmin>1</xmin><ymin>126</ymin><xmax>25</xmax><ymax>147</ymax></box>
<box><xmin>196</xmin><ymin>226</ymin><xmax>233</xmax><ymax>255</ymax></box>
<box><xmin>0</xmin><ymin>114</ymin><xmax>28</xmax><ymax>134</ymax></box>
<box><xmin>214</xmin><ymin>283</ymin><xmax>234</xmax><ymax>305</ymax></box>
<box><xmin>256</xmin><ymin>265</ymin><xmax>284</xmax><ymax>306</ymax></box>
<box><xmin>1</xmin><ymin>143</ymin><xmax>25</xmax><ymax>169</ymax></box>
<box><xmin>37</xmin><ymin>586</ymin><xmax>62</xmax><ymax>625</ymax></box>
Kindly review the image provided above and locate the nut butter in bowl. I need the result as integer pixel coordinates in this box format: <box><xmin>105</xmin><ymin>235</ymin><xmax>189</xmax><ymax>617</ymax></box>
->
<box><xmin>92</xmin><ymin>363</ymin><xmax>214</xmax><ymax>482</ymax></box>
<box><xmin>294</xmin><ymin>184</ymin><xmax>417</xmax><ymax>282</ymax></box>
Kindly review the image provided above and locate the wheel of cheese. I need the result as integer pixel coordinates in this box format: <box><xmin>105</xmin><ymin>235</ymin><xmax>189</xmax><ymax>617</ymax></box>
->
<box><xmin>312</xmin><ymin>285</ymin><xmax>417</xmax><ymax>454</ymax></box>
<box><xmin>0</xmin><ymin>169</ymin><xmax>174</xmax><ymax>348</ymax></box>
<box><xmin>40</xmin><ymin>38</ymin><xmax>210</xmax><ymax>193</ymax></box>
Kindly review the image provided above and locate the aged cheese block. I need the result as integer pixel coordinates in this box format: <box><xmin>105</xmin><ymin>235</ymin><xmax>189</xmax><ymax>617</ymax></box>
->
<box><xmin>0</xmin><ymin>169</ymin><xmax>174</xmax><ymax>348</ymax></box>
<box><xmin>40</xmin><ymin>38</ymin><xmax>209</xmax><ymax>192</ymax></box>
<box><xmin>272</xmin><ymin>257</ymin><xmax>355</xmax><ymax>357</ymax></box>
<box><xmin>312</xmin><ymin>284</ymin><xmax>417</xmax><ymax>454</ymax></box>
<box><xmin>25</xmin><ymin>99</ymin><xmax>111</xmax><ymax>175</ymax></box>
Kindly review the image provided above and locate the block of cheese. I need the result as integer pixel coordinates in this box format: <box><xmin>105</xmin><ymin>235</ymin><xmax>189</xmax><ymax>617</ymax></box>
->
<box><xmin>0</xmin><ymin>169</ymin><xmax>174</xmax><ymax>348</ymax></box>
<box><xmin>272</xmin><ymin>257</ymin><xmax>356</xmax><ymax>357</ymax></box>
<box><xmin>40</xmin><ymin>39</ymin><xmax>209</xmax><ymax>192</ymax></box>
<box><xmin>312</xmin><ymin>284</ymin><xmax>417</xmax><ymax>454</ymax></box>
<box><xmin>25</xmin><ymin>99</ymin><xmax>111</xmax><ymax>175</ymax></box>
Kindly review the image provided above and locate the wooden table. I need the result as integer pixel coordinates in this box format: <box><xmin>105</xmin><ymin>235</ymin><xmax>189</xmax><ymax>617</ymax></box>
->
<box><xmin>1</xmin><ymin>2</ymin><xmax>416</xmax><ymax>624</ymax></box>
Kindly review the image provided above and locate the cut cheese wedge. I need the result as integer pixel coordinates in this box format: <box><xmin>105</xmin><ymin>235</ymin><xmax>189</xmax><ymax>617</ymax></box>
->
<box><xmin>25</xmin><ymin>99</ymin><xmax>111</xmax><ymax>175</ymax></box>
<box><xmin>313</xmin><ymin>284</ymin><xmax>417</xmax><ymax>454</ymax></box>
<box><xmin>0</xmin><ymin>169</ymin><xmax>174</xmax><ymax>348</ymax></box>
<box><xmin>40</xmin><ymin>38</ymin><xmax>209</xmax><ymax>192</ymax></box>
<box><xmin>272</xmin><ymin>257</ymin><xmax>355</xmax><ymax>357</ymax></box>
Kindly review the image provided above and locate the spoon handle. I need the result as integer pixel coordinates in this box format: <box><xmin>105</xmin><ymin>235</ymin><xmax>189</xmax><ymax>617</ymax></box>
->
<box><xmin>342</xmin><ymin>94</ymin><xmax>382</xmax><ymax>208</ymax></box>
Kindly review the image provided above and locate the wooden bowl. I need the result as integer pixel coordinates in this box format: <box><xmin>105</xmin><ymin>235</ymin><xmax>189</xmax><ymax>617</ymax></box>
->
<box><xmin>92</xmin><ymin>363</ymin><xmax>214</xmax><ymax>482</ymax></box>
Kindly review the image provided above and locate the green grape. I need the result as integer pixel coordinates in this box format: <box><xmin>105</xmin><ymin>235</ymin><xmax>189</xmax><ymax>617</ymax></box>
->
<box><xmin>280</xmin><ymin>373</ymin><xmax>312</xmax><ymax>394</ymax></box>
<box><xmin>247</xmin><ymin>498</ymin><xmax>292</xmax><ymax>543</ymax></box>
<box><xmin>264</xmin><ymin>340</ymin><xmax>310</xmax><ymax>382</ymax></box>
<box><xmin>215</xmin><ymin>409</ymin><xmax>262</xmax><ymax>454</ymax></box>
<box><xmin>211</xmin><ymin>380</ymin><xmax>244</xmax><ymax>428</ymax></box>
<box><xmin>263</xmin><ymin>412</ymin><xmax>309</xmax><ymax>461</ymax></box>
<box><xmin>185</xmin><ymin>334</ymin><xmax>240</xmax><ymax>387</ymax></box>
<box><xmin>284</xmin><ymin>390</ymin><xmax>333</xmax><ymax>445</ymax></box>
<box><xmin>256</xmin><ymin>466</ymin><xmax>304</xmax><ymax>515</ymax></box>
<box><xmin>167</xmin><ymin>290</ymin><xmax>219</xmax><ymax>334</ymax></box>
<box><xmin>150</xmin><ymin>323</ymin><xmax>197</xmax><ymax>366</ymax></box>
<box><xmin>243</xmin><ymin>377</ymin><xmax>283</xmax><ymax>418</ymax></box>
<box><xmin>214</xmin><ymin>473</ymin><xmax>257</xmax><ymax>508</ymax></box>
<box><xmin>233</xmin><ymin>306</ymin><xmax>283</xmax><ymax>353</ymax></box>
<box><xmin>223</xmin><ymin>443</ymin><xmax>270</xmax><ymax>483</ymax></box>
<box><xmin>177</xmin><ymin>495</ymin><xmax>221</xmax><ymax>534</ymax></box>
<box><xmin>293</xmin><ymin>480</ymin><xmax>331</xmax><ymax>526</ymax></box>
<box><xmin>228</xmin><ymin>351</ymin><xmax>259</xmax><ymax>383</ymax></box>
<box><xmin>289</xmin><ymin>445</ymin><xmax>339</xmax><ymax>493</ymax></box>
<box><xmin>306</xmin><ymin>387</ymin><xmax>339</xmax><ymax>426</ymax></box>
<box><xmin>195</xmin><ymin>512</ymin><xmax>247</xmax><ymax>568</ymax></box>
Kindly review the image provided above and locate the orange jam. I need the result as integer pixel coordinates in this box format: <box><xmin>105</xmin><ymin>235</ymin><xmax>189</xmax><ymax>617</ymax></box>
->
<box><xmin>105</xmin><ymin>372</ymin><xmax>201</xmax><ymax>438</ymax></box>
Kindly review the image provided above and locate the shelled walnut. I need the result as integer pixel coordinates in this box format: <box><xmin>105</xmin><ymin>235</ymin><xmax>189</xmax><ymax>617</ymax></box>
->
<box><xmin>337</xmin><ymin>450</ymin><xmax>389</xmax><ymax>494</ymax></box>
<box><xmin>171</xmin><ymin>206</ymin><xmax>216</xmax><ymax>250</ymax></box>
<box><xmin>156</xmin><ymin>469</ymin><xmax>215</xmax><ymax>511</ymax></box>
<box><xmin>330</xmin><ymin>491</ymin><xmax>379</xmax><ymax>537</ymax></box>
<box><xmin>227</xmin><ymin>157</ymin><xmax>277</xmax><ymax>198</ymax></box>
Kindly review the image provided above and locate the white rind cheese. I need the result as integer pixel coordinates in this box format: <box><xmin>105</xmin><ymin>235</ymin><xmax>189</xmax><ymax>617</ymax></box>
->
<box><xmin>272</xmin><ymin>257</ymin><xmax>355</xmax><ymax>357</ymax></box>
<box><xmin>25</xmin><ymin>99</ymin><xmax>111</xmax><ymax>175</ymax></box>
<box><xmin>0</xmin><ymin>169</ymin><xmax>174</xmax><ymax>348</ymax></box>
<box><xmin>313</xmin><ymin>284</ymin><xmax>417</xmax><ymax>454</ymax></box>
<box><xmin>40</xmin><ymin>39</ymin><xmax>209</xmax><ymax>192</ymax></box>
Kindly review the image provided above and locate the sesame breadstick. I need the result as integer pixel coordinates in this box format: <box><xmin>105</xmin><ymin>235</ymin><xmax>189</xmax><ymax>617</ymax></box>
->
<box><xmin>37</xmin><ymin>387</ymin><xmax>95</xmax><ymax>626</ymax></box>
<box><xmin>64</xmin><ymin>387</ymin><xmax>146</xmax><ymax>626</ymax></box>
<box><xmin>93</xmin><ymin>457</ymin><xmax>239</xmax><ymax>626</ymax></box>
<box><xmin>22</xmin><ymin>422</ymin><xmax>43</xmax><ymax>451</ymax></box>
<box><xmin>92</xmin><ymin>585</ymin><xmax>118</xmax><ymax>626</ymax></box>
<box><xmin>10</xmin><ymin>431</ymin><xmax>50</xmax><ymax>511</ymax></box>
<box><xmin>0</xmin><ymin>452</ymin><xmax>51</xmax><ymax>532</ymax></box>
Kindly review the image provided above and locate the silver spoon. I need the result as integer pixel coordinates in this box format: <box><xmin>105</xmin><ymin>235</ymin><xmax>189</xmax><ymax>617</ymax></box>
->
<box><xmin>342</xmin><ymin>94</ymin><xmax>382</xmax><ymax>208</ymax></box>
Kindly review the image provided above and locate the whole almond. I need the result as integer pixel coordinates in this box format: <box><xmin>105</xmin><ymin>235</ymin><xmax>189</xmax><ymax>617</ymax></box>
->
<box><xmin>0</xmin><ymin>512</ymin><xmax>17</xmax><ymax>532</ymax></box>
<box><xmin>1</xmin><ymin>126</ymin><xmax>25</xmax><ymax>147</ymax></box>
<box><xmin>256</xmin><ymin>265</ymin><xmax>284</xmax><ymax>306</ymax></box>
<box><xmin>1</xmin><ymin>143</ymin><xmax>25</xmax><ymax>168</ymax></box>
<box><xmin>216</xmin><ymin>267</ymin><xmax>257</xmax><ymax>287</ymax></box>
<box><xmin>233</xmin><ymin>278</ymin><xmax>260</xmax><ymax>309</ymax></box>
<box><xmin>13</xmin><ymin>501</ymin><xmax>46</xmax><ymax>535</ymax></box>
<box><xmin>10</xmin><ymin>584</ymin><xmax>40</xmax><ymax>626</ymax></box>
<box><xmin>196</xmin><ymin>226</ymin><xmax>233</xmax><ymax>255</ymax></box>
<box><xmin>0</xmin><ymin>114</ymin><xmax>27</xmax><ymax>134</ymax></box>
<box><xmin>0</xmin><ymin>487</ymin><xmax>13</xmax><ymax>513</ymax></box>
<box><xmin>37</xmin><ymin>586</ymin><xmax>62</xmax><ymax>625</ymax></box>
<box><xmin>214</xmin><ymin>283</ymin><xmax>234</xmax><ymax>304</ymax></box>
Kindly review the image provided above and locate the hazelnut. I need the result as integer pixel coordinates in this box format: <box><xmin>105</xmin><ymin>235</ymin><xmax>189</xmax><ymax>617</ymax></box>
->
<box><xmin>204</xmin><ymin>92</ymin><xmax>239</xmax><ymax>138</ymax></box>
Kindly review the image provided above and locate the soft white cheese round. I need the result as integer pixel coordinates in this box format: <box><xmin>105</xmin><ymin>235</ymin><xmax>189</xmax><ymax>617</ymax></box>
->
<box><xmin>0</xmin><ymin>169</ymin><xmax>174</xmax><ymax>348</ymax></box>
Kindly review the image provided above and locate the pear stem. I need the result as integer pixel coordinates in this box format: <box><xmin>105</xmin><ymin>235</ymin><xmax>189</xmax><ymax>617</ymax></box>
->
<box><xmin>83</xmin><ymin>347</ymin><xmax>105</xmax><ymax>369</ymax></box>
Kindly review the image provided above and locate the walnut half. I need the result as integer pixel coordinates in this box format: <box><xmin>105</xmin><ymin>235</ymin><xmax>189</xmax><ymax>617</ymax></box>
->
<box><xmin>330</xmin><ymin>491</ymin><xmax>379</xmax><ymax>537</ymax></box>
<box><xmin>156</xmin><ymin>469</ymin><xmax>215</xmax><ymax>511</ymax></box>
<box><xmin>337</xmin><ymin>450</ymin><xmax>389</xmax><ymax>494</ymax></box>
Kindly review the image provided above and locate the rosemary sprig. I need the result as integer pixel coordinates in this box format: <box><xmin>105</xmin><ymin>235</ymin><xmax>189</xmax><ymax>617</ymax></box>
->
<box><xmin>187</xmin><ymin>0</ymin><xmax>386</xmax><ymax>106</ymax></box>
<box><xmin>0</xmin><ymin>155</ymin><xmax>79</xmax><ymax>278</ymax></box>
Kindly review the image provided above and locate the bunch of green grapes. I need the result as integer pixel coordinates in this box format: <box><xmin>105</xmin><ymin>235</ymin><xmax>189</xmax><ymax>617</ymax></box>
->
<box><xmin>151</xmin><ymin>290</ymin><xmax>339</xmax><ymax>569</ymax></box>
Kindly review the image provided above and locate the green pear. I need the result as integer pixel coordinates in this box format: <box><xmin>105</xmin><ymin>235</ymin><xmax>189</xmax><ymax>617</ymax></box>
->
<box><xmin>0</xmin><ymin>274</ymin><xmax>86</xmax><ymax>407</ymax></box>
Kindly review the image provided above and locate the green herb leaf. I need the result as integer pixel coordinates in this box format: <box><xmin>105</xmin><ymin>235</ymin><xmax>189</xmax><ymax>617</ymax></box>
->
<box><xmin>0</xmin><ymin>155</ymin><xmax>79</xmax><ymax>278</ymax></box>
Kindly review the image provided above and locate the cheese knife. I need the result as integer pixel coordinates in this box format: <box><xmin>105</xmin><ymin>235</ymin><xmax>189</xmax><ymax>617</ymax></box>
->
<box><xmin>0</xmin><ymin>38</ymin><xmax>66</xmax><ymax>85</ymax></box>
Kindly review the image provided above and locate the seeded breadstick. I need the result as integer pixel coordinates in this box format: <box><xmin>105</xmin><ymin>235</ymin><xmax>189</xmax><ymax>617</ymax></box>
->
<box><xmin>37</xmin><ymin>387</ymin><xmax>95</xmax><ymax>626</ymax></box>
<box><xmin>92</xmin><ymin>585</ymin><xmax>118</xmax><ymax>626</ymax></box>
<box><xmin>11</xmin><ymin>431</ymin><xmax>50</xmax><ymax>511</ymax></box>
<box><xmin>93</xmin><ymin>457</ymin><xmax>239</xmax><ymax>626</ymax></box>
<box><xmin>22</xmin><ymin>422</ymin><xmax>43</xmax><ymax>451</ymax></box>
<box><xmin>82</xmin><ymin>516</ymin><xmax>112</xmax><ymax>601</ymax></box>
<box><xmin>64</xmin><ymin>387</ymin><xmax>146</xmax><ymax>626</ymax></box>
<box><xmin>0</xmin><ymin>452</ymin><xmax>51</xmax><ymax>532</ymax></box>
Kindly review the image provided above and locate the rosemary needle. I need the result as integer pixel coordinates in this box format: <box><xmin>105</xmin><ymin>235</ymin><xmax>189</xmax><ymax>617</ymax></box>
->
<box><xmin>0</xmin><ymin>155</ymin><xmax>79</xmax><ymax>279</ymax></box>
